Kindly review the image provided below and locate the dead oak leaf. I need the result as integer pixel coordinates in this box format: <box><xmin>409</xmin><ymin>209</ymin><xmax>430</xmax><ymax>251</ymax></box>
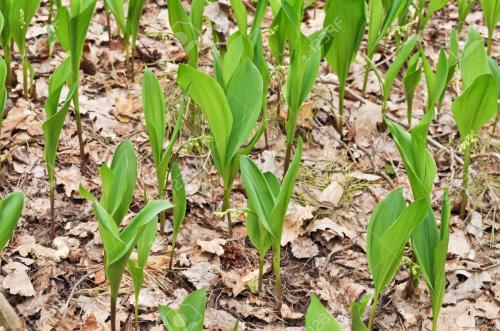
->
<box><xmin>2</xmin><ymin>261</ymin><xmax>36</xmax><ymax>297</ymax></box>
<box><xmin>281</xmin><ymin>204</ymin><xmax>315</xmax><ymax>246</ymax></box>
<box><xmin>291</xmin><ymin>237</ymin><xmax>319</xmax><ymax>259</ymax></box>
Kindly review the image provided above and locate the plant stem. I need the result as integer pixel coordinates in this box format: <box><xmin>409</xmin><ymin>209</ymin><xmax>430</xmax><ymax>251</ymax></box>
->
<box><xmin>223</xmin><ymin>187</ymin><xmax>232</xmax><ymax>237</ymax></box>
<box><xmin>168</xmin><ymin>241</ymin><xmax>176</xmax><ymax>270</ymax></box>
<box><xmin>110</xmin><ymin>296</ymin><xmax>117</xmax><ymax>331</ymax></box>
<box><xmin>367</xmin><ymin>291</ymin><xmax>380</xmax><ymax>331</ymax></box>
<box><xmin>134</xmin><ymin>292</ymin><xmax>139</xmax><ymax>329</ymax></box>
<box><xmin>0</xmin><ymin>291</ymin><xmax>23</xmax><ymax>330</ymax></box>
<box><xmin>459</xmin><ymin>143</ymin><xmax>472</xmax><ymax>217</ymax></box>
<box><xmin>361</xmin><ymin>58</ymin><xmax>371</xmax><ymax>97</ymax></box>
<box><xmin>487</xmin><ymin>30</ymin><xmax>492</xmax><ymax>56</ymax></box>
<box><xmin>49</xmin><ymin>175</ymin><xmax>56</xmax><ymax>239</ymax></box>
<box><xmin>4</xmin><ymin>44</ymin><xmax>11</xmax><ymax>87</ymax></box>
<box><xmin>337</xmin><ymin>85</ymin><xmax>345</xmax><ymax>136</ymax></box>
<box><xmin>283</xmin><ymin>142</ymin><xmax>292</xmax><ymax>177</ymax></box>
<box><xmin>407</xmin><ymin>99</ymin><xmax>413</xmax><ymax>128</ymax></box>
<box><xmin>272</xmin><ymin>247</ymin><xmax>282</xmax><ymax>310</ymax></box>
<box><xmin>432</xmin><ymin>314</ymin><xmax>438</xmax><ymax>331</ymax></box>
<box><xmin>131</xmin><ymin>38</ymin><xmax>136</xmax><ymax>83</ymax></box>
<box><xmin>72</xmin><ymin>83</ymin><xmax>86</xmax><ymax>167</ymax></box>
<box><xmin>22</xmin><ymin>57</ymin><xmax>28</xmax><ymax>98</ymax></box>
<box><xmin>258</xmin><ymin>253</ymin><xmax>265</xmax><ymax>293</ymax></box>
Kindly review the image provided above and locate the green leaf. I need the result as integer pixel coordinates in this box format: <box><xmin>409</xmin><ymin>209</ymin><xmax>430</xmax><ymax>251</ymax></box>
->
<box><xmin>0</xmin><ymin>191</ymin><xmax>24</xmax><ymax>253</ymax></box>
<box><xmin>160</xmin><ymin>288</ymin><xmax>206</xmax><ymax>331</ymax></box>
<box><xmin>383</xmin><ymin>35</ymin><xmax>418</xmax><ymax>101</ymax></box>
<box><xmin>230</xmin><ymin>0</ymin><xmax>247</xmax><ymax>35</ymax></box>
<box><xmin>171</xmin><ymin>161</ymin><xmax>186</xmax><ymax>245</ymax></box>
<box><xmin>403</xmin><ymin>52</ymin><xmax>422</xmax><ymax>122</ymax></box>
<box><xmin>221</xmin><ymin>33</ymin><xmax>254</xmax><ymax>86</ymax></box>
<box><xmin>350</xmin><ymin>295</ymin><xmax>370</xmax><ymax>331</ymax></box>
<box><xmin>0</xmin><ymin>57</ymin><xmax>7</xmax><ymax>126</ymax></box>
<box><xmin>459</xmin><ymin>29</ymin><xmax>491</xmax><ymax>90</ymax></box>
<box><xmin>305</xmin><ymin>294</ymin><xmax>343</xmax><ymax>331</ymax></box>
<box><xmin>124</xmin><ymin>0</ymin><xmax>146</xmax><ymax>46</ymax></box>
<box><xmin>177</xmin><ymin>64</ymin><xmax>233</xmax><ymax>167</ymax></box>
<box><xmin>421</xmin><ymin>48</ymin><xmax>449</xmax><ymax>110</ymax></box>
<box><xmin>9</xmin><ymin>0</ymin><xmax>40</xmax><ymax>56</ymax></box>
<box><xmin>225</xmin><ymin>59</ymin><xmax>263</xmax><ymax>165</ymax></box>
<box><xmin>0</xmin><ymin>0</ymin><xmax>12</xmax><ymax>49</ymax></box>
<box><xmin>367</xmin><ymin>0</ymin><xmax>405</xmax><ymax>58</ymax></box>
<box><xmin>167</xmin><ymin>0</ymin><xmax>200</xmax><ymax>67</ymax></box>
<box><xmin>105</xmin><ymin>0</ymin><xmax>125</xmax><ymax>33</ymax></box>
<box><xmin>268</xmin><ymin>0</ymin><xmax>302</xmax><ymax>64</ymax></box>
<box><xmin>451</xmin><ymin>74</ymin><xmax>497</xmax><ymax>139</ymax></box>
<box><xmin>324</xmin><ymin>0</ymin><xmax>366</xmax><ymax>90</ymax></box>
<box><xmin>479</xmin><ymin>0</ymin><xmax>500</xmax><ymax>37</ymax></box>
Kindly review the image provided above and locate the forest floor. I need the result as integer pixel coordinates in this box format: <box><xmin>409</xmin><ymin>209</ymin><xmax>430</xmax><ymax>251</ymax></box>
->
<box><xmin>0</xmin><ymin>0</ymin><xmax>498</xmax><ymax>330</ymax></box>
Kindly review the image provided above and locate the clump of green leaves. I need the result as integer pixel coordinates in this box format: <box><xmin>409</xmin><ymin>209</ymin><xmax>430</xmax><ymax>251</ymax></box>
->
<box><xmin>177</xmin><ymin>58</ymin><xmax>264</xmax><ymax>236</ymax></box>
<box><xmin>55</xmin><ymin>0</ymin><xmax>97</xmax><ymax>167</ymax></box>
<box><xmin>365</xmin><ymin>190</ymin><xmax>428</xmax><ymax>330</ymax></box>
<box><xmin>416</xmin><ymin>0</ymin><xmax>450</xmax><ymax>31</ymax></box>
<box><xmin>142</xmin><ymin>69</ymin><xmax>185</xmax><ymax>234</ymax></box>
<box><xmin>159</xmin><ymin>288</ymin><xmax>206</xmax><ymax>331</ymax></box>
<box><xmin>362</xmin><ymin>0</ymin><xmax>406</xmax><ymax>96</ymax></box>
<box><xmin>0</xmin><ymin>191</ymin><xmax>24</xmax><ymax>253</ymax></box>
<box><xmin>42</xmin><ymin>58</ymin><xmax>76</xmax><ymax>238</ymax></box>
<box><xmin>305</xmin><ymin>294</ymin><xmax>342</xmax><ymax>331</ymax></box>
<box><xmin>452</xmin><ymin>29</ymin><xmax>499</xmax><ymax>216</ymax></box>
<box><xmin>479</xmin><ymin>0</ymin><xmax>500</xmax><ymax>55</ymax></box>
<box><xmin>284</xmin><ymin>33</ymin><xmax>320</xmax><ymax>171</ymax></box>
<box><xmin>323</xmin><ymin>0</ymin><xmax>366</xmax><ymax>133</ymax></box>
<box><xmin>386</xmin><ymin>111</ymin><xmax>451</xmax><ymax>331</ymax></box>
<box><xmin>9</xmin><ymin>0</ymin><xmax>40</xmax><ymax>97</ymax></box>
<box><xmin>80</xmin><ymin>140</ymin><xmax>172</xmax><ymax>331</ymax></box>
<box><xmin>167</xmin><ymin>0</ymin><xmax>206</xmax><ymax>68</ymax></box>
<box><xmin>105</xmin><ymin>0</ymin><xmax>146</xmax><ymax>80</ymax></box>
<box><xmin>240</xmin><ymin>138</ymin><xmax>303</xmax><ymax>308</ymax></box>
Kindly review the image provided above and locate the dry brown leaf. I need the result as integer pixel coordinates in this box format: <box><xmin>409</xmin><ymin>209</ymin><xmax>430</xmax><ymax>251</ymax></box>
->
<box><xmin>181</xmin><ymin>261</ymin><xmax>219</xmax><ymax>289</ymax></box>
<box><xmin>2</xmin><ymin>262</ymin><xmax>35</xmax><ymax>297</ymax></box>
<box><xmin>197</xmin><ymin>238</ymin><xmax>227</xmax><ymax>256</ymax></box>
<box><xmin>290</xmin><ymin>237</ymin><xmax>319</xmax><ymax>259</ymax></box>
<box><xmin>316</xmin><ymin>181</ymin><xmax>344</xmax><ymax>206</ymax></box>
<box><xmin>281</xmin><ymin>205</ymin><xmax>314</xmax><ymax>246</ymax></box>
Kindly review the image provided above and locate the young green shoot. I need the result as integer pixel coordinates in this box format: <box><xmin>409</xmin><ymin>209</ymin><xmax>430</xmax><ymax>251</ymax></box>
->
<box><xmin>386</xmin><ymin>111</ymin><xmax>451</xmax><ymax>330</ymax></box>
<box><xmin>240</xmin><ymin>138</ymin><xmax>303</xmax><ymax>309</ymax></box>
<box><xmin>142</xmin><ymin>69</ymin><xmax>185</xmax><ymax>234</ymax></box>
<box><xmin>80</xmin><ymin>140</ymin><xmax>172</xmax><ymax>331</ymax></box>
<box><xmin>168</xmin><ymin>161</ymin><xmax>186</xmax><ymax>269</ymax></box>
<box><xmin>55</xmin><ymin>0</ymin><xmax>97</xmax><ymax>167</ymax></box>
<box><xmin>479</xmin><ymin>0</ymin><xmax>500</xmax><ymax>55</ymax></box>
<box><xmin>323</xmin><ymin>0</ymin><xmax>366</xmax><ymax>133</ymax></box>
<box><xmin>403</xmin><ymin>53</ymin><xmax>422</xmax><ymax>127</ymax></box>
<box><xmin>0</xmin><ymin>0</ymin><xmax>12</xmax><ymax>86</ymax></box>
<box><xmin>9</xmin><ymin>0</ymin><xmax>40</xmax><ymax>97</ymax></box>
<box><xmin>350</xmin><ymin>295</ymin><xmax>370</xmax><ymax>331</ymax></box>
<box><xmin>284</xmin><ymin>33</ymin><xmax>321</xmax><ymax>172</ymax></box>
<box><xmin>105</xmin><ymin>0</ymin><xmax>146</xmax><ymax>80</ymax></box>
<box><xmin>420</xmin><ymin>47</ymin><xmax>449</xmax><ymax>112</ymax></box>
<box><xmin>305</xmin><ymin>294</ymin><xmax>342</xmax><ymax>331</ymax></box>
<box><xmin>42</xmin><ymin>58</ymin><xmax>76</xmax><ymax>238</ymax></box>
<box><xmin>457</xmin><ymin>0</ymin><xmax>477</xmax><ymax>32</ymax></box>
<box><xmin>177</xmin><ymin>58</ymin><xmax>264</xmax><ymax>237</ymax></box>
<box><xmin>416</xmin><ymin>0</ymin><xmax>450</xmax><ymax>32</ymax></box>
<box><xmin>159</xmin><ymin>288</ymin><xmax>206</xmax><ymax>331</ymax></box>
<box><xmin>362</xmin><ymin>0</ymin><xmax>406</xmax><ymax>96</ymax></box>
<box><xmin>167</xmin><ymin>0</ymin><xmax>206</xmax><ymax>68</ymax></box>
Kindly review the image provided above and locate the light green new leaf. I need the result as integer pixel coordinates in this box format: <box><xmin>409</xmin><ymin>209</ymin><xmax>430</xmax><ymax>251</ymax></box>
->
<box><xmin>403</xmin><ymin>53</ymin><xmax>422</xmax><ymax>126</ymax></box>
<box><xmin>221</xmin><ymin>33</ymin><xmax>254</xmax><ymax>87</ymax></box>
<box><xmin>0</xmin><ymin>58</ymin><xmax>6</xmax><ymax>126</ymax></box>
<box><xmin>480</xmin><ymin>0</ymin><xmax>500</xmax><ymax>53</ymax></box>
<box><xmin>9</xmin><ymin>0</ymin><xmax>40</xmax><ymax>56</ymax></box>
<box><xmin>459</xmin><ymin>29</ymin><xmax>491</xmax><ymax>90</ymax></box>
<box><xmin>350</xmin><ymin>295</ymin><xmax>370</xmax><ymax>331</ymax></box>
<box><xmin>458</xmin><ymin>0</ymin><xmax>477</xmax><ymax>32</ymax></box>
<box><xmin>230</xmin><ymin>0</ymin><xmax>247</xmax><ymax>35</ymax></box>
<box><xmin>171</xmin><ymin>161</ymin><xmax>186</xmax><ymax>248</ymax></box>
<box><xmin>367</xmin><ymin>0</ymin><xmax>405</xmax><ymax>58</ymax></box>
<box><xmin>177</xmin><ymin>64</ymin><xmax>232</xmax><ymax>165</ymax></box>
<box><xmin>105</xmin><ymin>0</ymin><xmax>125</xmax><ymax>32</ymax></box>
<box><xmin>268</xmin><ymin>0</ymin><xmax>303</xmax><ymax>64</ymax></box>
<box><xmin>159</xmin><ymin>288</ymin><xmax>206</xmax><ymax>331</ymax></box>
<box><xmin>0</xmin><ymin>0</ymin><xmax>12</xmax><ymax>47</ymax></box>
<box><xmin>0</xmin><ymin>192</ymin><xmax>24</xmax><ymax>253</ymax></box>
<box><xmin>452</xmin><ymin>74</ymin><xmax>497</xmax><ymax>139</ymax></box>
<box><xmin>124</xmin><ymin>0</ymin><xmax>146</xmax><ymax>47</ymax></box>
<box><xmin>305</xmin><ymin>294</ymin><xmax>342</xmax><ymax>331</ymax></box>
<box><xmin>421</xmin><ymin>48</ymin><xmax>449</xmax><ymax>111</ymax></box>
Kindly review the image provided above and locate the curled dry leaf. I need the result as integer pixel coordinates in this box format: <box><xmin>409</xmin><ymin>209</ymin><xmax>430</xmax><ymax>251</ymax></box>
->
<box><xmin>2</xmin><ymin>261</ymin><xmax>36</xmax><ymax>297</ymax></box>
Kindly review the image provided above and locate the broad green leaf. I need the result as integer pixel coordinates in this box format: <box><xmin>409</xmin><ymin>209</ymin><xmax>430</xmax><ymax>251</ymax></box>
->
<box><xmin>403</xmin><ymin>53</ymin><xmax>422</xmax><ymax>124</ymax></box>
<box><xmin>451</xmin><ymin>74</ymin><xmax>497</xmax><ymax>139</ymax></box>
<box><xmin>460</xmin><ymin>29</ymin><xmax>491</xmax><ymax>90</ymax></box>
<box><xmin>0</xmin><ymin>191</ymin><xmax>24</xmax><ymax>253</ymax></box>
<box><xmin>124</xmin><ymin>0</ymin><xmax>146</xmax><ymax>46</ymax></box>
<box><xmin>383</xmin><ymin>35</ymin><xmax>418</xmax><ymax>101</ymax></box>
<box><xmin>142</xmin><ymin>69</ymin><xmax>166</xmax><ymax>168</ymax></box>
<box><xmin>230</xmin><ymin>0</ymin><xmax>247</xmax><ymax>35</ymax></box>
<box><xmin>268</xmin><ymin>0</ymin><xmax>302</xmax><ymax>64</ymax></box>
<box><xmin>221</xmin><ymin>33</ymin><xmax>254</xmax><ymax>86</ymax></box>
<box><xmin>225</xmin><ymin>59</ymin><xmax>263</xmax><ymax>165</ymax></box>
<box><xmin>324</xmin><ymin>0</ymin><xmax>366</xmax><ymax>90</ymax></box>
<box><xmin>305</xmin><ymin>294</ymin><xmax>343</xmax><ymax>331</ymax></box>
<box><xmin>168</xmin><ymin>0</ymin><xmax>200</xmax><ymax>67</ymax></box>
<box><xmin>160</xmin><ymin>288</ymin><xmax>206</xmax><ymax>331</ymax></box>
<box><xmin>9</xmin><ymin>0</ymin><xmax>40</xmax><ymax>56</ymax></box>
<box><xmin>190</xmin><ymin>0</ymin><xmax>206</xmax><ymax>36</ymax></box>
<box><xmin>421</xmin><ymin>48</ymin><xmax>449</xmax><ymax>110</ymax></box>
<box><xmin>480</xmin><ymin>0</ymin><xmax>500</xmax><ymax>44</ymax></box>
<box><xmin>177</xmin><ymin>65</ymin><xmax>233</xmax><ymax>165</ymax></box>
<box><xmin>350</xmin><ymin>295</ymin><xmax>370</xmax><ymax>331</ymax></box>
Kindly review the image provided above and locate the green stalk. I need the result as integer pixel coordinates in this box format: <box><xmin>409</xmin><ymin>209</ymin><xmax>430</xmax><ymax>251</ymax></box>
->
<box><xmin>487</xmin><ymin>30</ymin><xmax>493</xmax><ymax>56</ymax></box>
<box><xmin>110</xmin><ymin>296</ymin><xmax>117</xmax><ymax>331</ymax></box>
<box><xmin>432</xmin><ymin>314</ymin><xmax>438</xmax><ymax>331</ymax></box>
<box><xmin>222</xmin><ymin>187</ymin><xmax>232</xmax><ymax>237</ymax></box>
<box><xmin>72</xmin><ymin>78</ymin><xmax>86</xmax><ymax>167</ymax></box>
<box><xmin>4</xmin><ymin>44</ymin><xmax>11</xmax><ymax>87</ymax></box>
<box><xmin>337</xmin><ymin>85</ymin><xmax>345</xmax><ymax>135</ymax></box>
<box><xmin>134</xmin><ymin>292</ymin><xmax>139</xmax><ymax>328</ymax></box>
<box><xmin>272</xmin><ymin>246</ymin><xmax>282</xmax><ymax>310</ymax></box>
<box><xmin>407</xmin><ymin>98</ymin><xmax>413</xmax><ymax>128</ymax></box>
<box><xmin>361</xmin><ymin>62</ymin><xmax>370</xmax><ymax>96</ymax></box>
<box><xmin>459</xmin><ymin>143</ymin><xmax>472</xmax><ymax>217</ymax></box>
<box><xmin>168</xmin><ymin>240</ymin><xmax>176</xmax><ymax>270</ymax></box>
<box><xmin>258</xmin><ymin>253</ymin><xmax>265</xmax><ymax>293</ymax></box>
<box><xmin>49</xmin><ymin>175</ymin><xmax>56</xmax><ymax>239</ymax></box>
<box><xmin>22</xmin><ymin>56</ymin><xmax>28</xmax><ymax>98</ymax></box>
<box><xmin>131</xmin><ymin>36</ymin><xmax>137</xmax><ymax>83</ymax></box>
<box><xmin>367</xmin><ymin>291</ymin><xmax>380</xmax><ymax>331</ymax></box>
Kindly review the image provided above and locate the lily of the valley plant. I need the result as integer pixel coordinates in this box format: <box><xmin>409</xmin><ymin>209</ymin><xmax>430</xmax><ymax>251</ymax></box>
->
<box><xmin>55</xmin><ymin>0</ymin><xmax>97</xmax><ymax>166</ymax></box>
<box><xmin>0</xmin><ymin>0</ymin><xmax>12</xmax><ymax>86</ymax></box>
<box><xmin>403</xmin><ymin>53</ymin><xmax>422</xmax><ymax>127</ymax></box>
<box><xmin>42</xmin><ymin>58</ymin><xmax>76</xmax><ymax>238</ymax></box>
<box><xmin>479</xmin><ymin>0</ymin><xmax>500</xmax><ymax>55</ymax></box>
<box><xmin>386</xmin><ymin>110</ymin><xmax>451</xmax><ymax>331</ymax></box>
<box><xmin>142</xmin><ymin>69</ymin><xmax>185</xmax><ymax>234</ymax></box>
<box><xmin>167</xmin><ymin>0</ymin><xmax>206</xmax><ymax>68</ymax></box>
<box><xmin>457</xmin><ymin>0</ymin><xmax>477</xmax><ymax>32</ymax></box>
<box><xmin>105</xmin><ymin>0</ymin><xmax>146</xmax><ymax>80</ymax></box>
<box><xmin>240</xmin><ymin>138</ymin><xmax>303</xmax><ymax>308</ymax></box>
<box><xmin>452</xmin><ymin>29</ymin><xmax>499</xmax><ymax>216</ymax></box>
<box><xmin>80</xmin><ymin>140</ymin><xmax>172</xmax><ymax>331</ymax></box>
<box><xmin>168</xmin><ymin>161</ymin><xmax>187</xmax><ymax>269</ymax></box>
<box><xmin>177</xmin><ymin>57</ymin><xmax>265</xmax><ymax>237</ymax></box>
<box><xmin>159</xmin><ymin>288</ymin><xmax>206</xmax><ymax>331</ymax></box>
<box><xmin>416</xmin><ymin>0</ymin><xmax>450</xmax><ymax>32</ymax></box>
<box><xmin>322</xmin><ymin>0</ymin><xmax>366</xmax><ymax>133</ymax></box>
<box><xmin>10</xmin><ymin>0</ymin><xmax>40</xmax><ymax>97</ymax></box>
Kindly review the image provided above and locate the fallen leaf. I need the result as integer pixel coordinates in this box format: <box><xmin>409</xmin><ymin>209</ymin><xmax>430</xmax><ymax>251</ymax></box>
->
<box><xmin>281</xmin><ymin>205</ymin><xmax>314</xmax><ymax>246</ymax></box>
<box><xmin>2</xmin><ymin>262</ymin><xmax>36</xmax><ymax>297</ymax></box>
<box><xmin>317</xmin><ymin>181</ymin><xmax>344</xmax><ymax>206</ymax></box>
<box><xmin>182</xmin><ymin>261</ymin><xmax>219</xmax><ymax>289</ymax></box>
<box><xmin>291</xmin><ymin>237</ymin><xmax>319</xmax><ymax>259</ymax></box>
<box><xmin>197</xmin><ymin>238</ymin><xmax>227</xmax><ymax>256</ymax></box>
